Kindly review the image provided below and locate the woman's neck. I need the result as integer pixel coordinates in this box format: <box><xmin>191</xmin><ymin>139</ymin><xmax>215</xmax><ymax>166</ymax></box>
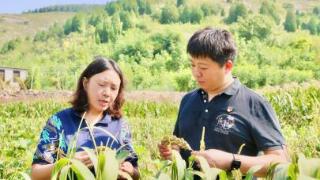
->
<box><xmin>84</xmin><ymin>109</ymin><xmax>103</xmax><ymax>126</ymax></box>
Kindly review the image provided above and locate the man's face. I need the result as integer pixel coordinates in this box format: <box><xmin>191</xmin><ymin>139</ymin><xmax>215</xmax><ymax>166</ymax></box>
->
<box><xmin>191</xmin><ymin>56</ymin><xmax>231</xmax><ymax>92</ymax></box>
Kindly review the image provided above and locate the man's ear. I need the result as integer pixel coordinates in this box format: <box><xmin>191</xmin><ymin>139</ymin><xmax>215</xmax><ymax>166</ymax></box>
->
<box><xmin>83</xmin><ymin>77</ymin><xmax>88</xmax><ymax>91</ymax></box>
<box><xmin>225</xmin><ymin>60</ymin><xmax>233</xmax><ymax>74</ymax></box>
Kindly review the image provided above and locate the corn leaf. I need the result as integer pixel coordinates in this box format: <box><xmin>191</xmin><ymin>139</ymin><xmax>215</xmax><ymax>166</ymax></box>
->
<box><xmin>172</xmin><ymin>150</ymin><xmax>186</xmax><ymax>180</ymax></box>
<box><xmin>82</xmin><ymin>147</ymin><xmax>98</xmax><ymax>173</ymax></box>
<box><xmin>19</xmin><ymin>172</ymin><xmax>31</xmax><ymax>180</ymax></box>
<box><xmin>51</xmin><ymin>157</ymin><xmax>70</xmax><ymax>180</ymax></box>
<box><xmin>155</xmin><ymin>160</ymin><xmax>171</xmax><ymax>178</ymax></box>
<box><xmin>70</xmin><ymin>159</ymin><xmax>95</xmax><ymax>180</ymax></box>
<box><xmin>297</xmin><ymin>174</ymin><xmax>317</xmax><ymax>180</ymax></box>
<box><xmin>116</xmin><ymin>149</ymin><xmax>130</xmax><ymax>163</ymax></box>
<box><xmin>59</xmin><ymin>165</ymin><xmax>71</xmax><ymax>180</ymax></box>
<box><xmin>195</xmin><ymin>155</ymin><xmax>221</xmax><ymax>180</ymax></box>
<box><xmin>101</xmin><ymin>149</ymin><xmax>119</xmax><ymax>180</ymax></box>
<box><xmin>244</xmin><ymin>165</ymin><xmax>262</xmax><ymax>180</ymax></box>
<box><xmin>157</xmin><ymin>172</ymin><xmax>171</xmax><ymax>180</ymax></box>
<box><xmin>272</xmin><ymin>163</ymin><xmax>291</xmax><ymax>180</ymax></box>
<box><xmin>190</xmin><ymin>170</ymin><xmax>205</xmax><ymax>179</ymax></box>
<box><xmin>218</xmin><ymin>170</ymin><xmax>228</xmax><ymax>180</ymax></box>
<box><xmin>298</xmin><ymin>154</ymin><xmax>320</xmax><ymax>178</ymax></box>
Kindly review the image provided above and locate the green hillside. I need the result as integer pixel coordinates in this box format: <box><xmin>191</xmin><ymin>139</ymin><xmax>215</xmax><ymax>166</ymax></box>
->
<box><xmin>0</xmin><ymin>0</ymin><xmax>320</xmax><ymax>91</ymax></box>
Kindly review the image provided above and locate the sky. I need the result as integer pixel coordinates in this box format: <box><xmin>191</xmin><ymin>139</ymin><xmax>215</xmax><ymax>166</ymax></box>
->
<box><xmin>0</xmin><ymin>0</ymin><xmax>111</xmax><ymax>14</ymax></box>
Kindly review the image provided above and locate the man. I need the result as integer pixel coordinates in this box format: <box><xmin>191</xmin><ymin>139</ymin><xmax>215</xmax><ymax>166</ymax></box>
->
<box><xmin>159</xmin><ymin>27</ymin><xmax>289</xmax><ymax>177</ymax></box>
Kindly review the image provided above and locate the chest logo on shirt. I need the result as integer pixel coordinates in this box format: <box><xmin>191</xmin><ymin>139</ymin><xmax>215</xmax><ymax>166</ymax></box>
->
<box><xmin>214</xmin><ymin>114</ymin><xmax>235</xmax><ymax>135</ymax></box>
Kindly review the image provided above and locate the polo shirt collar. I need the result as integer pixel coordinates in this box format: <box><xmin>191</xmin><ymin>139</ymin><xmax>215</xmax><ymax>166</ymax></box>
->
<box><xmin>223</xmin><ymin>78</ymin><xmax>240</xmax><ymax>96</ymax></box>
<box><xmin>199</xmin><ymin>77</ymin><xmax>240</xmax><ymax>97</ymax></box>
<box><xmin>71</xmin><ymin>108</ymin><xmax>111</xmax><ymax>126</ymax></box>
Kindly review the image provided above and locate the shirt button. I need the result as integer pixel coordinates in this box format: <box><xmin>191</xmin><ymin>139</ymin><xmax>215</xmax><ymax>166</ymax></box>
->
<box><xmin>205</xmin><ymin>109</ymin><xmax>208</xmax><ymax>113</ymax></box>
<box><xmin>204</xmin><ymin>100</ymin><xmax>207</xmax><ymax>103</ymax></box>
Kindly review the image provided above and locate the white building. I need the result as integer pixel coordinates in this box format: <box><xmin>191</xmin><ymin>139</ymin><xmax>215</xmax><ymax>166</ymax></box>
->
<box><xmin>0</xmin><ymin>67</ymin><xmax>28</xmax><ymax>86</ymax></box>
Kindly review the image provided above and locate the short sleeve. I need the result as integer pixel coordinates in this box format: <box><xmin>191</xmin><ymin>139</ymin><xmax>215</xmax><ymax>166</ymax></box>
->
<box><xmin>250</xmin><ymin>99</ymin><xmax>286</xmax><ymax>151</ymax></box>
<box><xmin>119</xmin><ymin>120</ymin><xmax>138</xmax><ymax>167</ymax></box>
<box><xmin>173</xmin><ymin>94</ymin><xmax>189</xmax><ymax>137</ymax></box>
<box><xmin>32</xmin><ymin>115</ymin><xmax>66</xmax><ymax>164</ymax></box>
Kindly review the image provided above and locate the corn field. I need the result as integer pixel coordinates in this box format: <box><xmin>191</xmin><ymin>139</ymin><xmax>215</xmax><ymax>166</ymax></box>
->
<box><xmin>0</xmin><ymin>85</ymin><xmax>319</xmax><ymax>179</ymax></box>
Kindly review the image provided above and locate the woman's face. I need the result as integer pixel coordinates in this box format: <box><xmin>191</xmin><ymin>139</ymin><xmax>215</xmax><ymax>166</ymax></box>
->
<box><xmin>83</xmin><ymin>69</ymin><xmax>121</xmax><ymax>114</ymax></box>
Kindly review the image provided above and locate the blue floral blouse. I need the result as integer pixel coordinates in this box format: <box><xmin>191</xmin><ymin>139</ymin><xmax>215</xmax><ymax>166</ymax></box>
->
<box><xmin>32</xmin><ymin>108</ymin><xmax>138</xmax><ymax>167</ymax></box>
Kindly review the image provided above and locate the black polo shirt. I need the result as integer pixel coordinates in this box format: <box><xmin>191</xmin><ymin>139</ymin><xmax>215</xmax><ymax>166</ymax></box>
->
<box><xmin>174</xmin><ymin>78</ymin><xmax>285</xmax><ymax>156</ymax></box>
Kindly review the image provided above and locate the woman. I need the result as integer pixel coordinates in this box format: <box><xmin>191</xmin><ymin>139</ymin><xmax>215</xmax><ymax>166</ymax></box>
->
<box><xmin>31</xmin><ymin>57</ymin><xmax>139</xmax><ymax>179</ymax></box>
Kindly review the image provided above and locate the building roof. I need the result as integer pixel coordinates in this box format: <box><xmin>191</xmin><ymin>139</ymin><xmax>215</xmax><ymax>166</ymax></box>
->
<box><xmin>0</xmin><ymin>66</ymin><xmax>28</xmax><ymax>71</ymax></box>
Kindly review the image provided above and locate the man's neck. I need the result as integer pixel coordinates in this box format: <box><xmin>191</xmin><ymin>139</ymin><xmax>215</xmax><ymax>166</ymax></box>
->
<box><xmin>207</xmin><ymin>76</ymin><xmax>234</xmax><ymax>101</ymax></box>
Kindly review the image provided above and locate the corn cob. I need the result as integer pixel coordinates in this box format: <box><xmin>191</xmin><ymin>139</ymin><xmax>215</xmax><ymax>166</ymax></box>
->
<box><xmin>160</xmin><ymin>135</ymin><xmax>192</xmax><ymax>151</ymax></box>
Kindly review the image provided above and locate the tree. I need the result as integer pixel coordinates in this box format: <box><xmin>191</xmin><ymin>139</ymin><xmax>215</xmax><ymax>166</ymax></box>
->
<box><xmin>63</xmin><ymin>19</ymin><xmax>72</xmax><ymax>35</ymax></box>
<box><xmin>137</xmin><ymin>0</ymin><xmax>152</xmax><ymax>15</ymax></box>
<box><xmin>221</xmin><ymin>8</ymin><xmax>225</xmax><ymax>16</ymax></box>
<box><xmin>95</xmin><ymin>31</ymin><xmax>101</xmax><ymax>44</ymax></box>
<box><xmin>145</xmin><ymin>1</ymin><xmax>152</xmax><ymax>15</ymax></box>
<box><xmin>284</xmin><ymin>10</ymin><xmax>297</xmax><ymax>32</ymax></box>
<box><xmin>105</xmin><ymin>2</ymin><xmax>121</xmax><ymax>15</ymax></box>
<box><xmin>88</xmin><ymin>15</ymin><xmax>103</xmax><ymax>26</ymax></box>
<box><xmin>1</xmin><ymin>39</ymin><xmax>19</xmax><ymax>54</ymax></box>
<box><xmin>177</xmin><ymin>0</ymin><xmax>186</xmax><ymax>7</ymax></box>
<box><xmin>109</xmin><ymin>13</ymin><xmax>122</xmax><ymax>42</ymax></box>
<box><xmin>95</xmin><ymin>21</ymin><xmax>109</xmax><ymax>43</ymax></box>
<box><xmin>189</xmin><ymin>7</ymin><xmax>204</xmax><ymax>24</ymax></box>
<box><xmin>225</xmin><ymin>3</ymin><xmax>247</xmax><ymax>24</ymax></box>
<box><xmin>179</xmin><ymin>6</ymin><xmax>191</xmax><ymax>23</ymax></box>
<box><xmin>121</xmin><ymin>0</ymin><xmax>138</xmax><ymax>14</ymax></box>
<box><xmin>237</xmin><ymin>14</ymin><xmax>275</xmax><ymax>40</ymax></box>
<box><xmin>150</xmin><ymin>32</ymin><xmax>183</xmax><ymax>71</ymax></box>
<box><xmin>200</xmin><ymin>2</ymin><xmax>220</xmax><ymax>16</ymax></box>
<box><xmin>306</xmin><ymin>17</ymin><xmax>318</xmax><ymax>35</ymax></box>
<box><xmin>120</xmin><ymin>11</ymin><xmax>135</xmax><ymax>30</ymax></box>
<box><xmin>259</xmin><ymin>1</ymin><xmax>280</xmax><ymax>25</ymax></box>
<box><xmin>48</xmin><ymin>23</ymin><xmax>64</xmax><ymax>39</ymax></box>
<box><xmin>70</xmin><ymin>15</ymin><xmax>84</xmax><ymax>33</ymax></box>
<box><xmin>34</xmin><ymin>31</ymin><xmax>48</xmax><ymax>42</ymax></box>
<box><xmin>312</xmin><ymin>6</ymin><xmax>320</xmax><ymax>16</ymax></box>
<box><xmin>160</xmin><ymin>5</ymin><xmax>179</xmax><ymax>24</ymax></box>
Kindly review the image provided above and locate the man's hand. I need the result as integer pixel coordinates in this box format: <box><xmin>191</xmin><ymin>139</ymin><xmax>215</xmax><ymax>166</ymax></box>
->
<box><xmin>74</xmin><ymin>151</ymin><xmax>93</xmax><ymax>167</ymax></box>
<box><xmin>192</xmin><ymin>149</ymin><xmax>233</xmax><ymax>170</ymax></box>
<box><xmin>158</xmin><ymin>144</ymin><xmax>180</xmax><ymax>160</ymax></box>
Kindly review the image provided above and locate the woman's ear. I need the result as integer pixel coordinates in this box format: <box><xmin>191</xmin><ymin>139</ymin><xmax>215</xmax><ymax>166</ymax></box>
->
<box><xmin>82</xmin><ymin>77</ymin><xmax>88</xmax><ymax>91</ymax></box>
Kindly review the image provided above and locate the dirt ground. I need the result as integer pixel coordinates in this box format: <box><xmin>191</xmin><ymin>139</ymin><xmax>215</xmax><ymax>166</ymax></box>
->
<box><xmin>1</xmin><ymin>80</ymin><xmax>319</xmax><ymax>104</ymax></box>
<box><xmin>0</xmin><ymin>90</ymin><xmax>185</xmax><ymax>104</ymax></box>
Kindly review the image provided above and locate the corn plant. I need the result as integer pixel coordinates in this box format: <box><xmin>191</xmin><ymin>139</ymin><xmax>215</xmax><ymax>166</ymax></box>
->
<box><xmin>1</xmin><ymin>85</ymin><xmax>320</xmax><ymax>179</ymax></box>
<box><xmin>49</xmin><ymin>112</ymin><xmax>134</xmax><ymax>180</ymax></box>
<box><xmin>158</xmin><ymin>135</ymin><xmax>262</xmax><ymax>180</ymax></box>
<box><xmin>51</xmin><ymin>147</ymin><xmax>132</xmax><ymax>180</ymax></box>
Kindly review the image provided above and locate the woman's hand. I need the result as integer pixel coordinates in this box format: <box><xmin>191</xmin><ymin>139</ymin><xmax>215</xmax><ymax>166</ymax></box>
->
<box><xmin>118</xmin><ymin>161</ymin><xmax>139</xmax><ymax>180</ymax></box>
<box><xmin>74</xmin><ymin>151</ymin><xmax>93</xmax><ymax>167</ymax></box>
<box><xmin>120</xmin><ymin>161</ymin><xmax>135</xmax><ymax>176</ymax></box>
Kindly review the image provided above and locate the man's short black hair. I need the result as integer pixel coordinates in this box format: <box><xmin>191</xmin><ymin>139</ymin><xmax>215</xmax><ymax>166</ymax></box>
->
<box><xmin>187</xmin><ymin>27</ymin><xmax>237</xmax><ymax>66</ymax></box>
